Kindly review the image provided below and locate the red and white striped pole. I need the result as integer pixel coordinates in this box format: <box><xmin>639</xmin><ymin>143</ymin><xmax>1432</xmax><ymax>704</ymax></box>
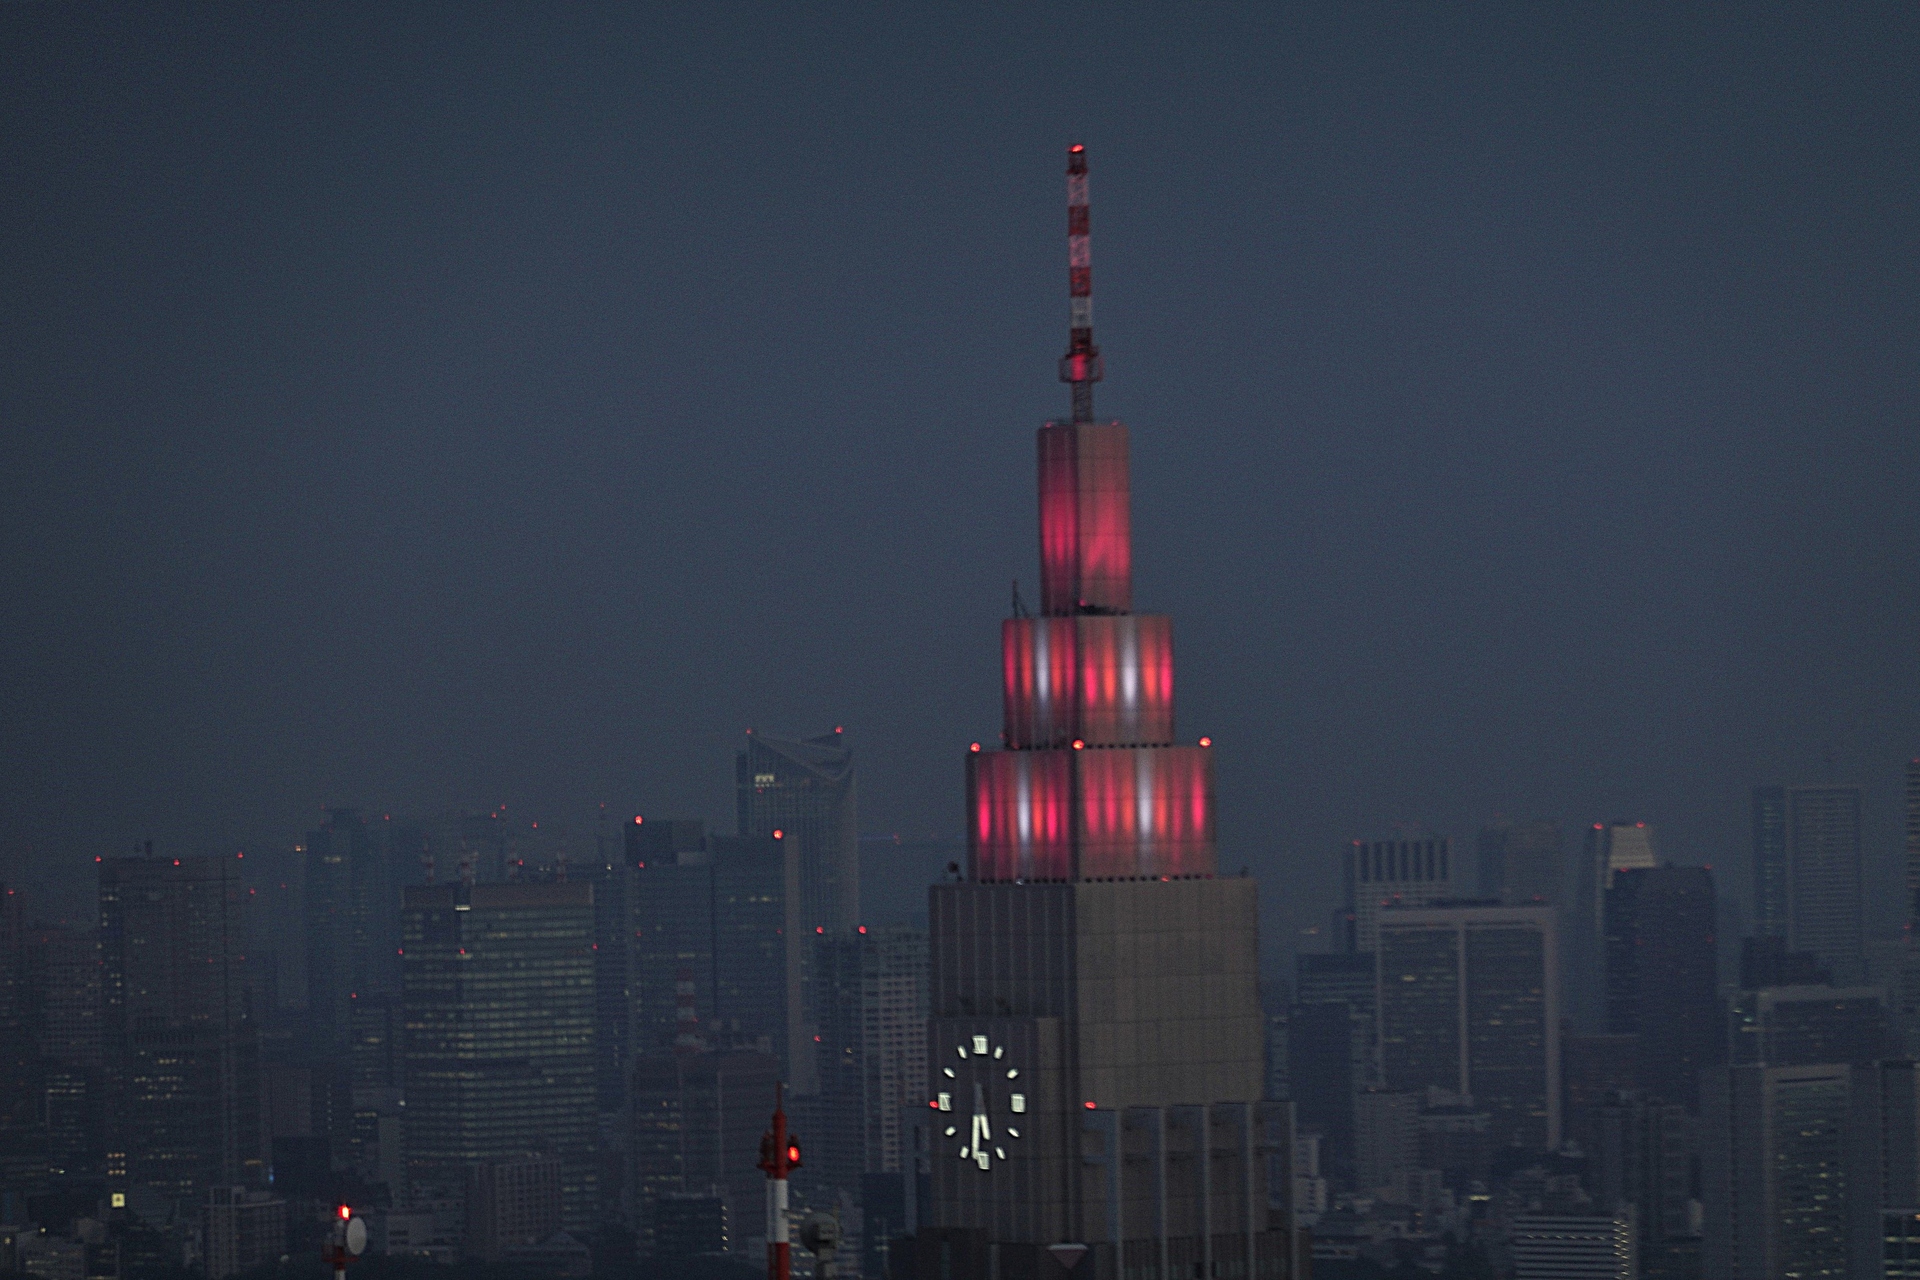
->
<box><xmin>759</xmin><ymin>1083</ymin><xmax>801</xmax><ymax>1280</ymax></box>
<box><xmin>1058</xmin><ymin>143</ymin><xmax>1103</xmax><ymax>424</ymax></box>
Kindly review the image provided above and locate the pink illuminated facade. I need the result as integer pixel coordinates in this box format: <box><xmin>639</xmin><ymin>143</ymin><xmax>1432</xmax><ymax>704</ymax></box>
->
<box><xmin>965</xmin><ymin>145</ymin><xmax>1216</xmax><ymax>885</ymax></box>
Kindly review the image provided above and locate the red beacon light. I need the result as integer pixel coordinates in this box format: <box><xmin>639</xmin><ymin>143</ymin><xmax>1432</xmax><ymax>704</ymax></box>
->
<box><xmin>1198</xmin><ymin>736</ymin><xmax>1212</xmax><ymax>748</ymax></box>
<box><xmin>337</xmin><ymin>1204</ymin><xmax>351</xmax><ymax>1222</ymax></box>
<box><xmin>773</xmin><ymin>829</ymin><xmax>784</xmax><ymax>840</ymax></box>
<box><xmin>969</xmin><ymin>742</ymin><xmax>981</xmax><ymax>753</ymax></box>
<box><xmin>1072</xmin><ymin>739</ymin><xmax>1085</xmax><ymax>750</ymax></box>
<box><xmin>1083</xmin><ymin>1100</ymin><xmax>1097</xmax><ymax>1110</ymax></box>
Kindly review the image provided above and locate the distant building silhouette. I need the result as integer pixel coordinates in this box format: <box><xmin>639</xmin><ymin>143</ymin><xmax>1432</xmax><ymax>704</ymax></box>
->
<box><xmin>1478</xmin><ymin>820</ymin><xmax>1563</xmax><ymax>907</ymax></box>
<box><xmin>1377</xmin><ymin>903</ymin><xmax>1560</xmax><ymax>1149</ymax></box>
<box><xmin>1783</xmin><ymin>786</ymin><xmax>1866</xmax><ymax>984</ymax></box>
<box><xmin>1752</xmin><ymin>786</ymin><xmax>1791</xmax><ymax>940</ymax></box>
<box><xmin>99</xmin><ymin>852</ymin><xmax>264</xmax><ymax>1198</ymax></box>
<box><xmin>1342</xmin><ymin>836</ymin><xmax>1452</xmax><ymax>954</ymax></box>
<box><xmin>737</xmin><ymin>728</ymin><xmax>859</xmax><ymax>935</ymax></box>
<box><xmin>1574</xmin><ymin>823</ymin><xmax>1658</xmax><ymax>1029</ymax></box>
<box><xmin>626</xmin><ymin>821</ymin><xmax>801</xmax><ymax>1080</ymax></box>
<box><xmin>400</xmin><ymin>883</ymin><xmax>597</xmax><ymax>1230</ymax></box>
<box><xmin>1727</xmin><ymin>983</ymin><xmax>1889</xmax><ymax>1068</ymax></box>
<box><xmin>1703</xmin><ymin>1061</ymin><xmax>1920</xmax><ymax>1280</ymax></box>
<box><xmin>1603</xmin><ymin>865</ymin><xmax>1721</xmax><ymax>1108</ymax></box>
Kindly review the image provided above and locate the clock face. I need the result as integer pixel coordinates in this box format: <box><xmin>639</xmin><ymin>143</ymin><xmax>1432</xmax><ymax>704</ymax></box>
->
<box><xmin>933</xmin><ymin>1034</ymin><xmax>1026</xmax><ymax>1171</ymax></box>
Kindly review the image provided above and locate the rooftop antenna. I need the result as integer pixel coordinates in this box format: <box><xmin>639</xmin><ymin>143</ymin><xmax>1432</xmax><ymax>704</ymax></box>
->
<box><xmin>1058</xmin><ymin>144</ymin><xmax>1103</xmax><ymax>424</ymax></box>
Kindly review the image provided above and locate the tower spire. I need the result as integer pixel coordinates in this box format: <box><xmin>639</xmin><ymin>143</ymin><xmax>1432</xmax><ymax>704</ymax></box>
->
<box><xmin>1058</xmin><ymin>143</ymin><xmax>1103</xmax><ymax>423</ymax></box>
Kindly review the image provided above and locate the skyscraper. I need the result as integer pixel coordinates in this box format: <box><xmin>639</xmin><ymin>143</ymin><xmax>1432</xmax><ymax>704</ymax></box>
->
<box><xmin>1573</xmin><ymin>823</ymin><xmax>1658</xmax><ymax>1028</ymax></box>
<box><xmin>1907</xmin><ymin>761</ymin><xmax>1920</xmax><ymax>931</ymax></box>
<box><xmin>1376</xmin><ymin>903</ymin><xmax>1560</xmax><ymax>1149</ymax></box>
<box><xmin>917</xmin><ymin>145</ymin><xmax>1288</xmax><ymax>1280</ymax></box>
<box><xmin>1784</xmin><ymin>785</ymin><xmax>1865</xmax><ymax>984</ymax></box>
<box><xmin>99</xmin><ymin>852</ymin><xmax>264</xmax><ymax>1196</ymax></box>
<box><xmin>626</xmin><ymin>821</ymin><xmax>801</xmax><ymax>1078</ymax></box>
<box><xmin>1704</xmin><ymin>1058</ymin><xmax>1920</xmax><ymax>1280</ymax></box>
<box><xmin>303</xmin><ymin>808</ymin><xmax>401</xmax><ymax>1165</ymax></box>
<box><xmin>1752</xmin><ymin>786</ymin><xmax>1790</xmax><ymax>940</ymax></box>
<box><xmin>1603</xmin><ymin>865</ymin><xmax>1721</xmax><ymax>1108</ymax></box>
<box><xmin>1478</xmin><ymin>819</ymin><xmax>1562</xmax><ymax>907</ymax></box>
<box><xmin>1342</xmin><ymin>836</ymin><xmax>1453</xmax><ymax>954</ymax></box>
<box><xmin>737</xmin><ymin>728</ymin><xmax>858</xmax><ymax>935</ymax></box>
<box><xmin>400</xmin><ymin>883</ymin><xmax>597</xmax><ymax>1230</ymax></box>
<box><xmin>802</xmin><ymin>920</ymin><xmax>930</xmax><ymax>1245</ymax></box>
<box><xmin>1289</xmin><ymin>952</ymin><xmax>1375</xmax><ymax>1186</ymax></box>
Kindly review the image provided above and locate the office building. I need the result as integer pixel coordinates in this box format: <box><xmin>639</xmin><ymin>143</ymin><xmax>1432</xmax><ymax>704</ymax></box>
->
<box><xmin>1603</xmin><ymin>866</ymin><xmax>1721</xmax><ymax>1108</ymax></box>
<box><xmin>583</xmin><ymin>817</ymin><xmax>634</xmax><ymax>1113</ymax></box>
<box><xmin>465</xmin><ymin>1156</ymin><xmax>562</xmax><ymax>1263</ymax></box>
<box><xmin>1352</xmin><ymin>1089</ymin><xmax>1420</xmax><ymax>1194</ymax></box>
<box><xmin>1479</xmin><ymin>819</ymin><xmax>1563</xmax><ymax>907</ymax></box>
<box><xmin>627</xmin><ymin>821</ymin><xmax>801</xmax><ymax>1079</ymax></box>
<box><xmin>400</xmin><ymin>883</ymin><xmax>596</xmax><ymax>1230</ymax></box>
<box><xmin>1574</xmin><ymin>824</ymin><xmax>1658</xmax><ymax>1028</ymax></box>
<box><xmin>1510</xmin><ymin>1213</ymin><xmax>1635</xmax><ymax>1280</ymax></box>
<box><xmin>1700</xmin><ymin>1061</ymin><xmax>1920</xmax><ymax>1280</ymax></box>
<box><xmin>737</xmin><ymin>728</ymin><xmax>859</xmax><ymax>936</ymax></box>
<box><xmin>650</xmin><ymin>1194</ymin><xmax>728</xmax><ymax>1264</ymax></box>
<box><xmin>303</xmin><ymin>809</ymin><xmax>399</xmax><ymax>1048</ymax></box>
<box><xmin>1727</xmin><ymin>983</ymin><xmax>1889</xmax><ymax>1067</ymax></box>
<box><xmin>1298</xmin><ymin>950</ymin><xmax>1378</xmax><ymax>1087</ymax></box>
<box><xmin>1738</xmin><ymin>935</ymin><xmax>1830</xmax><ymax>988</ymax></box>
<box><xmin>99</xmin><ymin>852</ymin><xmax>264</xmax><ymax>1197</ymax></box>
<box><xmin>1908</xmin><ymin>761</ymin><xmax>1920</xmax><ymax>931</ymax></box>
<box><xmin>1752</xmin><ymin>787</ymin><xmax>1790</xmax><ymax>940</ymax></box>
<box><xmin>1783</xmin><ymin>785</ymin><xmax>1866</xmax><ymax>984</ymax></box>
<box><xmin>629</xmin><ymin>1050</ymin><xmax>780</xmax><ymax>1259</ymax></box>
<box><xmin>1343</xmin><ymin>836</ymin><xmax>1453</xmax><ymax>954</ymax></box>
<box><xmin>798</xmin><ymin>926</ymin><xmax>929</xmax><ymax>1264</ymax></box>
<box><xmin>1377</xmin><ymin>903</ymin><xmax>1560</xmax><ymax>1149</ymax></box>
<box><xmin>1587</xmin><ymin>1093</ymin><xmax>1692</xmax><ymax>1276</ymax></box>
<box><xmin>202</xmin><ymin>1187</ymin><xmax>286</xmax><ymax>1279</ymax></box>
<box><xmin>911</xmin><ymin>146</ymin><xmax>1291</xmax><ymax>1280</ymax></box>
<box><xmin>1286</xmin><ymin>1002</ymin><xmax>1357</xmax><ymax>1186</ymax></box>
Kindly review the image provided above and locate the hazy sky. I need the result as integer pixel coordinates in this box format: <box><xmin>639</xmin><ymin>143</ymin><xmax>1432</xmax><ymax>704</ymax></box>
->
<box><xmin>4</xmin><ymin>5</ymin><xmax>1917</xmax><ymax>955</ymax></box>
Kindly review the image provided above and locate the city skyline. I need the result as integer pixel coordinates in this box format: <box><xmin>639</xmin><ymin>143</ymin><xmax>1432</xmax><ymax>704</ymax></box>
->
<box><xmin>3</xmin><ymin>8</ymin><xmax>1919</xmax><ymax>963</ymax></box>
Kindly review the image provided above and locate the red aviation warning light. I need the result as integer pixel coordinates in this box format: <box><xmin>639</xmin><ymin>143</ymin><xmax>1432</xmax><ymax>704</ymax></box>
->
<box><xmin>759</xmin><ymin>1083</ymin><xmax>799</xmax><ymax>1280</ymax></box>
<box><xmin>1059</xmin><ymin>144</ymin><xmax>1103</xmax><ymax>423</ymax></box>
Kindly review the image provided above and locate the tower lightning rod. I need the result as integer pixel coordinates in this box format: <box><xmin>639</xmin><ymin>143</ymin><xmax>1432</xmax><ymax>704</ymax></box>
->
<box><xmin>1058</xmin><ymin>143</ymin><xmax>1103</xmax><ymax>424</ymax></box>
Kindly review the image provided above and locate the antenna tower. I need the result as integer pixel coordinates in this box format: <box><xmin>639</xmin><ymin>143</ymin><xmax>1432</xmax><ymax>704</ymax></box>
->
<box><xmin>1058</xmin><ymin>144</ymin><xmax>1103</xmax><ymax>423</ymax></box>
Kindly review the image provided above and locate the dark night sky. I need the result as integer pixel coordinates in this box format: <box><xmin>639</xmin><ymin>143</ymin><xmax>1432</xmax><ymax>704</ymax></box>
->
<box><xmin>4</xmin><ymin>5</ymin><xmax>1917</xmax><ymax>959</ymax></box>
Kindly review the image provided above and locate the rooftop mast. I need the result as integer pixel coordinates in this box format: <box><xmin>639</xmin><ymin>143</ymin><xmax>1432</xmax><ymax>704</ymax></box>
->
<box><xmin>1058</xmin><ymin>144</ymin><xmax>1102</xmax><ymax>423</ymax></box>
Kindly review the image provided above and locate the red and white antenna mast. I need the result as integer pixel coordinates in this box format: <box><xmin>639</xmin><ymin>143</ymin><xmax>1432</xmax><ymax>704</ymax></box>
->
<box><xmin>1058</xmin><ymin>143</ymin><xmax>1103</xmax><ymax>424</ymax></box>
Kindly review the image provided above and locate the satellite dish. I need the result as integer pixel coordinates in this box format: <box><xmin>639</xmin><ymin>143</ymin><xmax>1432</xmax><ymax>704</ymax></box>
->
<box><xmin>344</xmin><ymin>1217</ymin><xmax>367</xmax><ymax>1256</ymax></box>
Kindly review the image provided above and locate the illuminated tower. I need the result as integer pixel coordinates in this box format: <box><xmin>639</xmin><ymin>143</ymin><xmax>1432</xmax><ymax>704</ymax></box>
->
<box><xmin>917</xmin><ymin>147</ymin><xmax>1289</xmax><ymax>1280</ymax></box>
<box><xmin>967</xmin><ymin>143</ymin><xmax>1213</xmax><ymax>882</ymax></box>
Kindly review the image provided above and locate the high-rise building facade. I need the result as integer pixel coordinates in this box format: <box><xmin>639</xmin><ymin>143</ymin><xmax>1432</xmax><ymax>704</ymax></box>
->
<box><xmin>1726</xmin><ymin>983</ymin><xmax>1889</xmax><ymax>1067</ymax></box>
<box><xmin>1342</xmin><ymin>837</ymin><xmax>1452</xmax><ymax>954</ymax></box>
<box><xmin>1377</xmin><ymin>903</ymin><xmax>1560</xmax><ymax>1149</ymax></box>
<box><xmin>1784</xmin><ymin>785</ymin><xmax>1865</xmax><ymax>985</ymax></box>
<box><xmin>1602</xmin><ymin>866</ymin><xmax>1721</xmax><ymax>1108</ymax></box>
<box><xmin>626</xmin><ymin>821</ymin><xmax>801</xmax><ymax>1078</ymax></box>
<box><xmin>99</xmin><ymin>852</ymin><xmax>264</xmax><ymax>1197</ymax></box>
<box><xmin>1478</xmin><ymin>820</ymin><xmax>1562</xmax><ymax>907</ymax></box>
<box><xmin>1698</xmin><ymin>1060</ymin><xmax>1920</xmax><ymax>1280</ymax></box>
<box><xmin>1908</xmin><ymin>761</ymin><xmax>1920</xmax><ymax>932</ymax></box>
<box><xmin>1573</xmin><ymin>823</ymin><xmax>1657</xmax><ymax>1028</ymax></box>
<box><xmin>1752</xmin><ymin>786</ymin><xmax>1790</xmax><ymax>940</ymax></box>
<box><xmin>400</xmin><ymin>883</ymin><xmax>597</xmax><ymax>1230</ymax></box>
<box><xmin>916</xmin><ymin>146</ymin><xmax>1289</xmax><ymax>1280</ymax></box>
<box><xmin>737</xmin><ymin>729</ymin><xmax>858</xmax><ymax>936</ymax></box>
<box><xmin>1289</xmin><ymin>952</ymin><xmax>1375</xmax><ymax>1187</ymax></box>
